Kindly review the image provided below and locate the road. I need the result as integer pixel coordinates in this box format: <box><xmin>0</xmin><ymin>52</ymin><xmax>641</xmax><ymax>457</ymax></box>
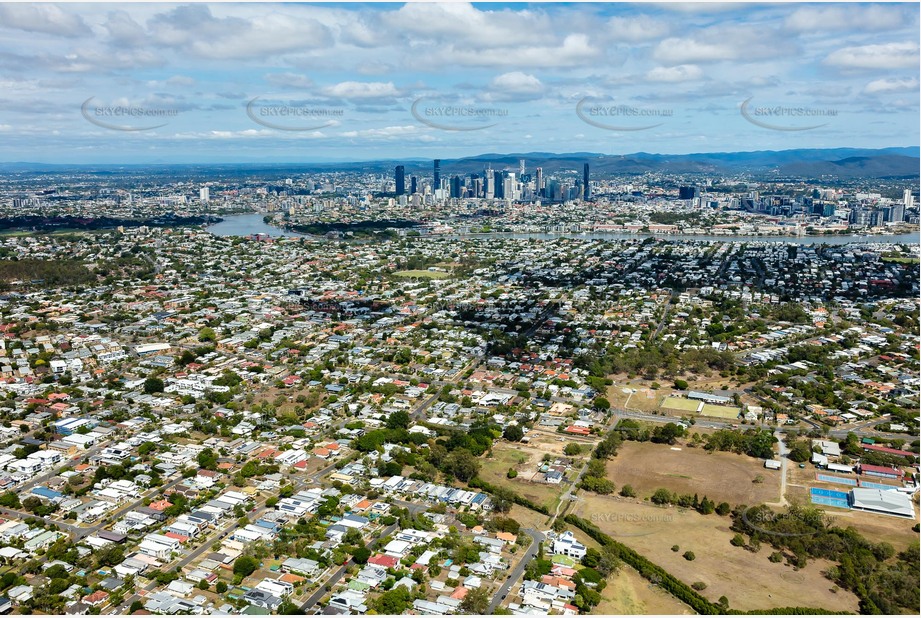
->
<box><xmin>773</xmin><ymin>429</ymin><xmax>790</xmax><ymax>507</ymax></box>
<box><xmin>649</xmin><ymin>291</ymin><xmax>677</xmax><ymax>342</ymax></box>
<box><xmin>486</xmin><ymin>528</ymin><xmax>544</xmax><ymax>613</ymax></box>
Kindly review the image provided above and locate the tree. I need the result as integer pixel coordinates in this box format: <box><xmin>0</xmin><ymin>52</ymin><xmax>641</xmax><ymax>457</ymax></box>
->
<box><xmin>506</xmin><ymin>468</ymin><xmax>518</xmax><ymax>479</ymax></box>
<box><xmin>593</xmin><ymin>397</ymin><xmax>611</xmax><ymax>411</ymax></box>
<box><xmin>143</xmin><ymin>377</ymin><xmax>164</xmax><ymax>394</ymax></box>
<box><xmin>674</xmin><ymin>379</ymin><xmax>689</xmax><ymax>390</ymax></box>
<box><xmin>564</xmin><ymin>443</ymin><xmax>583</xmax><ymax>456</ymax></box>
<box><xmin>372</xmin><ymin>587</ymin><xmax>412</xmax><ymax>614</ymax></box>
<box><xmin>502</xmin><ymin>424</ymin><xmax>524</xmax><ymax>442</ymax></box>
<box><xmin>386</xmin><ymin>410</ymin><xmax>410</xmax><ymax>430</ymax></box>
<box><xmin>352</xmin><ymin>547</ymin><xmax>371</xmax><ymax>564</ymax></box>
<box><xmin>197</xmin><ymin>448</ymin><xmax>218</xmax><ymax>471</ymax></box>
<box><xmin>444</xmin><ymin>448</ymin><xmax>480</xmax><ymax>482</ymax></box>
<box><xmin>0</xmin><ymin>491</ymin><xmax>21</xmax><ymax>508</ymax></box>
<box><xmin>683</xmin><ymin>551</ymin><xmax>696</xmax><ymax>561</ymax></box>
<box><xmin>460</xmin><ymin>586</ymin><xmax>490</xmax><ymax>614</ymax></box>
<box><xmin>198</xmin><ymin>327</ymin><xmax>216</xmax><ymax>342</ymax></box>
<box><xmin>233</xmin><ymin>555</ymin><xmax>259</xmax><ymax>578</ymax></box>
<box><xmin>619</xmin><ymin>484</ymin><xmax>636</xmax><ymax>498</ymax></box>
<box><xmin>788</xmin><ymin>440</ymin><xmax>812</xmax><ymax>463</ymax></box>
<box><xmin>215</xmin><ymin>581</ymin><xmax>228</xmax><ymax>593</ymax></box>
<box><xmin>95</xmin><ymin>544</ymin><xmax>125</xmax><ymax>567</ymax></box>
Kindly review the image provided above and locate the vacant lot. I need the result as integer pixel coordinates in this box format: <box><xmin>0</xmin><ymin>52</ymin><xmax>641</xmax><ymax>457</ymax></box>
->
<box><xmin>607</xmin><ymin>441</ymin><xmax>781</xmax><ymax>505</ymax></box>
<box><xmin>573</xmin><ymin>496</ymin><xmax>859</xmax><ymax>613</ymax></box>
<box><xmin>700</xmin><ymin>403</ymin><xmax>741</xmax><ymax>419</ymax></box>
<box><xmin>593</xmin><ymin>563</ymin><xmax>693</xmax><ymax>615</ymax></box>
<box><xmin>394</xmin><ymin>269</ymin><xmax>449</xmax><ymax>279</ymax></box>
<box><xmin>479</xmin><ymin>442</ymin><xmax>569</xmax><ymax>511</ymax></box>
<box><xmin>662</xmin><ymin>396</ymin><xmax>699</xmax><ymax>412</ymax></box>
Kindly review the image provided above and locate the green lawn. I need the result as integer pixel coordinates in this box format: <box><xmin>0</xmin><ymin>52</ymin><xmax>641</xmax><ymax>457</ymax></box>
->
<box><xmin>700</xmin><ymin>403</ymin><xmax>741</xmax><ymax>419</ymax></box>
<box><xmin>661</xmin><ymin>396</ymin><xmax>700</xmax><ymax>412</ymax></box>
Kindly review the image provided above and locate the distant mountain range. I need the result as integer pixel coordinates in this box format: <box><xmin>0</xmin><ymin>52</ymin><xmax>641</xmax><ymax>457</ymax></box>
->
<box><xmin>1</xmin><ymin>147</ymin><xmax>918</xmax><ymax>180</ymax></box>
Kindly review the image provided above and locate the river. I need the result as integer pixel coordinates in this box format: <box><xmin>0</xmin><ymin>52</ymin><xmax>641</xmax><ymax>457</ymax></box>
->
<box><xmin>207</xmin><ymin>214</ymin><xmax>920</xmax><ymax>245</ymax></box>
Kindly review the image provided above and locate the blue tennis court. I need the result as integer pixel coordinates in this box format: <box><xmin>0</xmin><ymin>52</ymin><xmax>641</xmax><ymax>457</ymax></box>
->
<box><xmin>810</xmin><ymin>487</ymin><xmax>851</xmax><ymax>509</ymax></box>
<box><xmin>858</xmin><ymin>480</ymin><xmax>900</xmax><ymax>490</ymax></box>
<box><xmin>817</xmin><ymin>474</ymin><xmax>857</xmax><ymax>486</ymax></box>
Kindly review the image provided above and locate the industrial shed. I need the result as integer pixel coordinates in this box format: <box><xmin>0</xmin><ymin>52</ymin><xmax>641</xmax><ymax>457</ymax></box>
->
<box><xmin>848</xmin><ymin>488</ymin><xmax>915</xmax><ymax>519</ymax></box>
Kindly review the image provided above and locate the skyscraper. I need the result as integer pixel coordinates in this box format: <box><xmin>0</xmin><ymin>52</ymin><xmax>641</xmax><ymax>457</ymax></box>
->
<box><xmin>678</xmin><ymin>186</ymin><xmax>699</xmax><ymax>200</ymax></box>
<box><xmin>582</xmin><ymin>163</ymin><xmax>590</xmax><ymax>201</ymax></box>
<box><xmin>395</xmin><ymin>166</ymin><xmax>405</xmax><ymax>195</ymax></box>
<box><xmin>450</xmin><ymin>176</ymin><xmax>462</xmax><ymax>199</ymax></box>
<box><xmin>494</xmin><ymin>170</ymin><xmax>504</xmax><ymax>199</ymax></box>
<box><xmin>200</xmin><ymin>187</ymin><xmax>210</xmax><ymax>202</ymax></box>
<box><xmin>535</xmin><ymin>167</ymin><xmax>543</xmax><ymax>197</ymax></box>
<box><xmin>433</xmin><ymin>159</ymin><xmax>441</xmax><ymax>190</ymax></box>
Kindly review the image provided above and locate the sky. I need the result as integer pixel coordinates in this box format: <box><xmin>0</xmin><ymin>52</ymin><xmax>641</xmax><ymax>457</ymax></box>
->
<box><xmin>0</xmin><ymin>1</ymin><xmax>918</xmax><ymax>164</ymax></box>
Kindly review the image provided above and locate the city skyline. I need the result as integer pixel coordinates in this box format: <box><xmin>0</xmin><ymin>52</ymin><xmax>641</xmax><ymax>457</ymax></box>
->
<box><xmin>0</xmin><ymin>2</ymin><xmax>918</xmax><ymax>163</ymax></box>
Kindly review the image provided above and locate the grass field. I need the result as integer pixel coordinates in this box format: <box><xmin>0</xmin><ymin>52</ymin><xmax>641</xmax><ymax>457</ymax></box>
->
<box><xmin>700</xmin><ymin>403</ymin><xmax>741</xmax><ymax>419</ymax></box>
<box><xmin>592</xmin><ymin>563</ymin><xmax>693</xmax><ymax>615</ymax></box>
<box><xmin>661</xmin><ymin>396</ymin><xmax>699</xmax><ymax>412</ymax></box>
<box><xmin>394</xmin><ymin>269</ymin><xmax>450</xmax><ymax>279</ymax></box>
<box><xmin>607</xmin><ymin>441</ymin><xmax>780</xmax><ymax>505</ymax></box>
<box><xmin>573</xmin><ymin>496</ymin><xmax>859</xmax><ymax>613</ymax></box>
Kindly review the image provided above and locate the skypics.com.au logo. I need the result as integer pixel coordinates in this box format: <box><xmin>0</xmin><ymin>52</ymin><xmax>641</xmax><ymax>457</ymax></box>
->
<box><xmin>576</xmin><ymin>97</ymin><xmax>672</xmax><ymax>132</ymax></box>
<box><xmin>81</xmin><ymin>97</ymin><xmax>179</xmax><ymax>131</ymax></box>
<box><xmin>411</xmin><ymin>97</ymin><xmax>508</xmax><ymax>132</ymax></box>
<box><xmin>246</xmin><ymin>96</ymin><xmax>344</xmax><ymax>131</ymax></box>
<box><xmin>740</xmin><ymin>96</ymin><xmax>837</xmax><ymax>132</ymax></box>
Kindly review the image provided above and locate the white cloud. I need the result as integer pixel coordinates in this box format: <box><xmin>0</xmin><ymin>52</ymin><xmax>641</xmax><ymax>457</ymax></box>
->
<box><xmin>605</xmin><ymin>15</ymin><xmax>670</xmax><ymax>43</ymax></box>
<box><xmin>147</xmin><ymin>5</ymin><xmax>333</xmax><ymax>60</ymax></box>
<box><xmin>863</xmin><ymin>77</ymin><xmax>920</xmax><ymax>95</ymax></box>
<box><xmin>784</xmin><ymin>5</ymin><xmax>907</xmax><ymax>32</ymax></box>
<box><xmin>825</xmin><ymin>42</ymin><xmax>919</xmax><ymax>70</ymax></box>
<box><xmin>486</xmin><ymin>72</ymin><xmax>543</xmax><ymax>100</ymax></box>
<box><xmin>264</xmin><ymin>73</ymin><xmax>315</xmax><ymax>90</ymax></box>
<box><xmin>441</xmin><ymin>34</ymin><xmax>599</xmax><ymax>69</ymax></box>
<box><xmin>386</xmin><ymin>2</ymin><xmax>553</xmax><ymax>48</ymax></box>
<box><xmin>646</xmin><ymin>64</ymin><xmax>703</xmax><ymax>83</ymax></box>
<box><xmin>321</xmin><ymin>81</ymin><xmax>400</xmax><ymax>100</ymax></box>
<box><xmin>340</xmin><ymin>125</ymin><xmax>425</xmax><ymax>139</ymax></box>
<box><xmin>0</xmin><ymin>4</ymin><xmax>90</xmax><ymax>37</ymax></box>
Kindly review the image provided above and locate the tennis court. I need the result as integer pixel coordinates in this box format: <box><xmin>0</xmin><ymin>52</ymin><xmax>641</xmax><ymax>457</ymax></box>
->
<box><xmin>816</xmin><ymin>474</ymin><xmax>857</xmax><ymax>486</ymax></box>
<box><xmin>810</xmin><ymin>487</ymin><xmax>850</xmax><ymax>509</ymax></box>
<box><xmin>858</xmin><ymin>480</ymin><xmax>900</xmax><ymax>490</ymax></box>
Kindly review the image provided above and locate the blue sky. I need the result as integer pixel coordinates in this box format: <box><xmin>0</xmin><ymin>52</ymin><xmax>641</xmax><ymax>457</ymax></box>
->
<box><xmin>0</xmin><ymin>1</ymin><xmax>918</xmax><ymax>163</ymax></box>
